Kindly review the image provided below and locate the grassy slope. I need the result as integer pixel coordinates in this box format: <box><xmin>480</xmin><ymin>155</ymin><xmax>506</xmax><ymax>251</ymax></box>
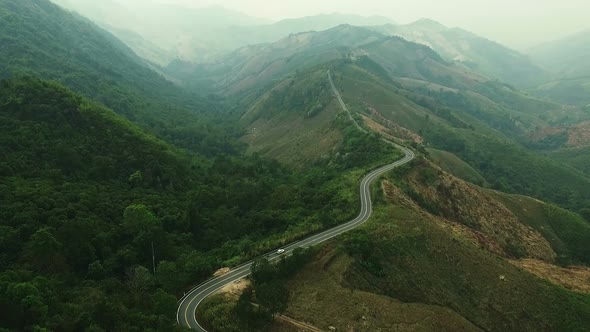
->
<box><xmin>388</xmin><ymin>156</ymin><xmax>590</xmax><ymax>265</ymax></box>
<box><xmin>281</xmin><ymin>196</ymin><xmax>590</xmax><ymax>332</ymax></box>
<box><xmin>284</xmin><ymin>246</ymin><xmax>481</xmax><ymax>332</ymax></box>
<box><xmin>492</xmin><ymin>192</ymin><xmax>590</xmax><ymax>265</ymax></box>
<box><xmin>197</xmin><ymin>156</ymin><xmax>590</xmax><ymax>332</ymax></box>
<box><xmin>333</xmin><ymin>63</ymin><xmax>590</xmax><ymax>210</ymax></box>
<box><xmin>241</xmin><ymin>70</ymin><xmax>343</xmax><ymax>166</ymax></box>
<box><xmin>426</xmin><ymin>148</ymin><xmax>487</xmax><ymax>186</ymax></box>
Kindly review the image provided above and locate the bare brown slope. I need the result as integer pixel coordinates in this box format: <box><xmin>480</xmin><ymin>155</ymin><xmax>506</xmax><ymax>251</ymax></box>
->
<box><xmin>391</xmin><ymin>158</ymin><xmax>557</xmax><ymax>262</ymax></box>
<box><xmin>283</xmin><ymin>246</ymin><xmax>482</xmax><ymax>332</ymax></box>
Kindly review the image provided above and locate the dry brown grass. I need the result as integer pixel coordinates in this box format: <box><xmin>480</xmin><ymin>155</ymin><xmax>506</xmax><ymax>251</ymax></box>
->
<box><xmin>280</xmin><ymin>245</ymin><xmax>481</xmax><ymax>332</ymax></box>
<box><xmin>402</xmin><ymin>161</ymin><xmax>557</xmax><ymax>262</ymax></box>
<box><xmin>529</xmin><ymin>121</ymin><xmax>590</xmax><ymax>148</ymax></box>
<box><xmin>381</xmin><ymin>181</ymin><xmax>505</xmax><ymax>257</ymax></box>
<box><xmin>568</xmin><ymin>121</ymin><xmax>590</xmax><ymax>147</ymax></box>
<box><xmin>510</xmin><ymin>259</ymin><xmax>590</xmax><ymax>294</ymax></box>
<box><xmin>213</xmin><ymin>267</ymin><xmax>231</xmax><ymax>277</ymax></box>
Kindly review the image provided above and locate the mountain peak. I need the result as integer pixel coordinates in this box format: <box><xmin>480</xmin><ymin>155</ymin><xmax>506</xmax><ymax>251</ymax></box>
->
<box><xmin>411</xmin><ymin>18</ymin><xmax>448</xmax><ymax>30</ymax></box>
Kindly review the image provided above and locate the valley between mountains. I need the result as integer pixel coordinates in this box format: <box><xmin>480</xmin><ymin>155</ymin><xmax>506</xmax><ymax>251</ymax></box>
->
<box><xmin>1</xmin><ymin>1</ymin><xmax>590</xmax><ymax>331</ymax></box>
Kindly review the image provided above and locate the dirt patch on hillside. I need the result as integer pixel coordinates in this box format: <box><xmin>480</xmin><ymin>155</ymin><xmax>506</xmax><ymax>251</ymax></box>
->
<box><xmin>530</xmin><ymin>121</ymin><xmax>590</xmax><ymax>148</ymax></box>
<box><xmin>510</xmin><ymin>259</ymin><xmax>590</xmax><ymax>294</ymax></box>
<box><xmin>217</xmin><ymin>278</ymin><xmax>251</xmax><ymax>296</ymax></box>
<box><xmin>568</xmin><ymin>121</ymin><xmax>590</xmax><ymax>147</ymax></box>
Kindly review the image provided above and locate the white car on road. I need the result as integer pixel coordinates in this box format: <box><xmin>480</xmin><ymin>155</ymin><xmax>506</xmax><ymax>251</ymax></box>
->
<box><xmin>276</xmin><ymin>249</ymin><xmax>285</xmax><ymax>254</ymax></box>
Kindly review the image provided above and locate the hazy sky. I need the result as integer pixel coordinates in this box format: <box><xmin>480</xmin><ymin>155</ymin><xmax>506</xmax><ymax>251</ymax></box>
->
<box><xmin>156</xmin><ymin>0</ymin><xmax>589</xmax><ymax>49</ymax></box>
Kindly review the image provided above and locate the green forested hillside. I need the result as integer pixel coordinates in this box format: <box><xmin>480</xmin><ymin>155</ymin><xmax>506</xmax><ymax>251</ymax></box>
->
<box><xmin>191</xmin><ymin>25</ymin><xmax>569</xmax><ymax>143</ymax></box>
<box><xmin>0</xmin><ymin>78</ymin><xmax>401</xmax><ymax>331</ymax></box>
<box><xmin>327</xmin><ymin>62</ymin><xmax>590</xmax><ymax>211</ymax></box>
<box><xmin>229</xmin><ymin>30</ymin><xmax>590</xmax><ymax>211</ymax></box>
<box><xmin>0</xmin><ymin>78</ymin><xmax>245</xmax><ymax>330</ymax></box>
<box><xmin>0</xmin><ymin>0</ymin><xmax>235</xmax><ymax>156</ymax></box>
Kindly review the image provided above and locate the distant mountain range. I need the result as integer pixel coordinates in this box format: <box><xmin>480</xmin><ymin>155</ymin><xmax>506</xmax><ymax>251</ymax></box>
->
<box><xmin>188</xmin><ymin>23</ymin><xmax>590</xmax><ymax>212</ymax></box>
<box><xmin>52</xmin><ymin>1</ymin><xmax>569</xmax><ymax>93</ymax></box>
<box><xmin>51</xmin><ymin>0</ymin><xmax>394</xmax><ymax>64</ymax></box>
<box><xmin>369</xmin><ymin>19</ymin><xmax>548</xmax><ymax>87</ymax></box>
<box><xmin>528</xmin><ymin>29</ymin><xmax>590</xmax><ymax>105</ymax></box>
<box><xmin>529</xmin><ymin>29</ymin><xmax>590</xmax><ymax>76</ymax></box>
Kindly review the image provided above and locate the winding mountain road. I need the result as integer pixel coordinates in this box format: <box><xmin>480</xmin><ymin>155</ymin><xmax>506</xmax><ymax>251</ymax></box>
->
<box><xmin>177</xmin><ymin>72</ymin><xmax>415</xmax><ymax>331</ymax></box>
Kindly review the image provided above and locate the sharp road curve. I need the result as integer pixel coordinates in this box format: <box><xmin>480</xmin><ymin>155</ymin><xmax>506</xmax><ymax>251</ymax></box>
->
<box><xmin>177</xmin><ymin>71</ymin><xmax>416</xmax><ymax>331</ymax></box>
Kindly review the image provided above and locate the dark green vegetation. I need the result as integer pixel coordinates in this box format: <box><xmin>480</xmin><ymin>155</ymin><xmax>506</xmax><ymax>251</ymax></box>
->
<box><xmin>0</xmin><ymin>77</ymin><xmax>398</xmax><ymax>331</ymax></box>
<box><xmin>0</xmin><ymin>0</ymin><xmax>236</xmax><ymax>156</ymax></box>
<box><xmin>197</xmin><ymin>24</ymin><xmax>590</xmax><ymax>213</ymax></box>
<box><xmin>549</xmin><ymin>145</ymin><xmax>590</xmax><ymax>177</ymax></box>
<box><xmin>3</xmin><ymin>1</ymin><xmax>590</xmax><ymax>331</ymax></box>
<box><xmin>327</xmin><ymin>61</ymin><xmax>590</xmax><ymax>211</ymax></box>
<box><xmin>339</xmin><ymin>204</ymin><xmax>590</xmax><ymax>331</ymax></box>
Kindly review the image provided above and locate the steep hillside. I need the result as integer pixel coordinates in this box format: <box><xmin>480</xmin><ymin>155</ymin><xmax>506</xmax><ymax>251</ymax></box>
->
<box><xmin>0</xmin><ymin>78</ymin><xmax>218</xmax><ymax>331</ymax></box>
<box><xmin>279</xmin><ymin>160</ymin><xmax>590</xmax><ymax>331</ymax></box>
<box><xmin>200</xmin><ymin>164</ymin><xmax>590</xmax><ymax>331</ymax></box>
<box><xmin>191</xmin><ymin>25</ymin><xmax>386</xmax><ymax>96</ymax></box>
<box><xmin>101</xmin><ymin>25</ymin><xmax>177</xmax><ymax>66</ymax></box>
<box><xmin>197</xmin><ymin>25</ymin><xmax>566</xmax><ymax>143</ymax></box>
<box><xmin>370</xmin><ymin>20</ymin><xmax>547</xmax><ymax>87</ymax></box>
<box><xmin>50</xmin><ymin>0</ymin><xmax>270</xmax><ymax>62</ymax></box>
<box><xmin>224</xmin><ymin>26</ymin><xmax>590</xmax><ymax>210</ymax></box>
<box><xmin>0</xmin><ymin>78</ymin><xmax>410</xmax><ymax>331</ymax></box>
<box><xmin>527</xmin><ymin>120</ymin><xmax>590</xmax><ymax>177</ymax></box>
<box><xmin>240</xmin><ymin>69</ymin><xmax>344</xmax><ymax>166</ymax></box>
<box><xmin>0</xmin><ymin>0</ymin><xmax>228</xmax><ymax>155</ymax></box>
<box><xmin>0</xmin><ymin>78</ymin><xmax>189</xmax><ymax>186</ymax></box>
<box><xmin>426</xmin><ymin>148</ymin><xmax>487</xmax><ymax>186</ymax></box>
<box><xmin>389</xmin><ymin>158</ymin><xmax>590</xmax><ymax>265</ymax></box>
<box><xmin>328</xmin><ymin>62</ymin><xmax>590</xmax><ymax>210</ymax></box>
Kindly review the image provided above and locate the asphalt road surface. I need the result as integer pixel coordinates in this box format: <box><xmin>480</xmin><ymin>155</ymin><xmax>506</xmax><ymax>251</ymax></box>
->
<box><xmin>177</xmin><ymin>72</ymin><xmax>416</xmax><ymax>331</ymax></box>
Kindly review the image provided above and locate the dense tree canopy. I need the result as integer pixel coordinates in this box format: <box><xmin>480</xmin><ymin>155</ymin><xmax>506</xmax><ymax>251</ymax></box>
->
<box><xmin>0</xmin><ymin>78</ymin><xmax>394</xmax><ymax>330</ymax></box>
